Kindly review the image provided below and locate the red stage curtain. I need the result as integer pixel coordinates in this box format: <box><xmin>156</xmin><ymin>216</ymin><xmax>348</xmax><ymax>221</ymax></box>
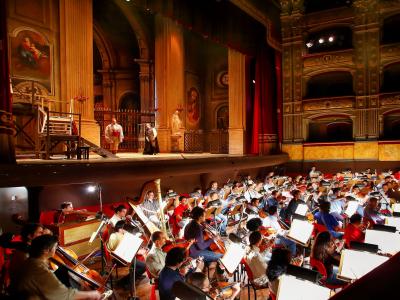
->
<box><xmin>250</xmin><ymin>45</ymin><xmax>277</xmax><ymax>154</ymax></box>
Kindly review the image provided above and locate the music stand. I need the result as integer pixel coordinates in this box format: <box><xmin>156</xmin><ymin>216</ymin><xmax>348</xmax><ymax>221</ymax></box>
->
<box><xmin>344</xmin><ymin>200</ymin><xmax>358</xmax><ymax>218</ymax></box>
<box><xmin>110</xmin><ymin>232</ymin><xmax>143</xmax><ymax>300</ymax></box>
<box><xmin>218</xmin><ymin>242</ymin><xmax>246</xmax><ymax>274</ymax></box>
<box><xmin>286</xmin><ymin>219</ymin><xmax>314</xmax><ymax>247</ymax></box>
<box><xmin>365</xmin><ymin>229</ymin><xmax>400</xmax><ymax>255</ymax></box>
<box><xmin>277</xmin><ymin>274</ymin><xmax>331</xmax><ymax>300</ymax></box>
<box><xmin>286</xmin><ymin>264</ymin><xmax>319</xmax><ymax>283</ymax></box>
<box><xmin>385</xmin><ymin>216</ymin><xmax>400</xmax><ymax>231</ymax></box>
<box><xmin>372</xmin><ymin>224</ymin><xmax>396</xmax><ymax>233</ymax></box>
<box><xmin>172</xmin><ymin>281</ymin><xmax>209</xmax><ymax>300</ymax></box>
<box><xmin>294</xmin><ymin>203</ymin><xmax>308</xmax><ymax>216</ymax></box>
<box><xmin>337</xmin><ymin>249</ymin><xmax>389</xmax><ymax>282</ymax></box>
<box><xmin>349</xmin><ymin>241</ymin><xmax>379</xmax><ymax>253</ymax></box>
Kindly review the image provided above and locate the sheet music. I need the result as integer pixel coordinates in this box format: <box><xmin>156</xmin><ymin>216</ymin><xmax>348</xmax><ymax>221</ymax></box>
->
<box><xmin>392</xmin><ymin>203</ymin><xmax>400</xmax><ymax>213</ymax></box>
<box><xmin>365</xmin><ymin>229</ymin><xmax>400</xmax><ymax>255</ymax></box>
<box><xmin>344</xmin><ymin>201</ymin><xmax>358</xmax><ymax>217</ymax></box>
<box><xmin>295</xmin><ymin>203</ymin><xmax>308</xmax><ymax>216</ymax></box>
<box><xmin>112</xmin><ymin>232</ymin><xmax>143</xmax><ymax>264</ymax></box>
<box><xmin>287</xmin><ymin>219</ymin><xmax>313</xmax><ymax>246</ymax></box>
<box><xmin>277</xmin><ymin>275</ymin><xmax>331</xmax><ymax>300</ymax></box>
<box><xmin>219</xmin><ymin>242</ymin><xmax>246</xmax><ymax>274</ymax></box>
<box><xmin>338</xmin><ymin>249</ymin><xmax>388</xmax><ymax>282</ymax></box>
<box><xmin>386</xmin><ymin>217</ymin><xmax>400</xmax><ymax>231</ymax></box>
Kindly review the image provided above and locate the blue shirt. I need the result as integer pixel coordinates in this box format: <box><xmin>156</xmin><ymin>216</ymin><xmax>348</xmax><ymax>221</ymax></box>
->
<box><xmin>314</xmin><ymin>211</ymin><xmax>339</xmax><ymax>231</ymax></box>
<box><xmin>158</xmin><ymin>267</ymin><xmax>184</xmax><ymax>300</ymax></box>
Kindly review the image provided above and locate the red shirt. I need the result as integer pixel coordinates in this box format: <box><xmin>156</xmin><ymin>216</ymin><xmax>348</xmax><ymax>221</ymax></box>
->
<box><xmin>170</xmin><ymin>204</ymin><xmax>188</xmax><ymax>236</ymax></box>
<box><xmin>344</xmin><ymin>223</ymin><xmax>365</xmax><ymax>248</ymax></box>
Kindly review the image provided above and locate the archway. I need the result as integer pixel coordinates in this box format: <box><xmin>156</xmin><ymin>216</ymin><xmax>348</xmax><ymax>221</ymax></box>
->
<box><xmin>305</xmin><ymin>71</ymin><xmax>354</xmax><ymax>98</ymax></box>
<box><xmin>308</xmin><ymin>115</ymin><xmax>353</xmax><ymax>142</ymax></box>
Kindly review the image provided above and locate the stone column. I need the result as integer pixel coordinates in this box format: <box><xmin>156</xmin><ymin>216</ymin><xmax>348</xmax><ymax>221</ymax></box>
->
<box><xmin>154</xmin><ymin>15</ymin><xmax>185</xmax><ymax>152</ymax></box>
<box><xmin>0</xmin><ymin>0</ymin><xmax>16</xmax><ymax>163</ymax></box>
<box><xmin>135</xmin><ymin>59</ymin><xmax>154</xmax><ymax>112</ymax></box>
<box><xmin>228</xmin><ymin>49</ymin><xmax>246</xmax><ymax>155</ymax></box>
<box><xmin>59</xmin><ymin>0</ymin><xmax>100</xmax><ymax>145</ymax></box>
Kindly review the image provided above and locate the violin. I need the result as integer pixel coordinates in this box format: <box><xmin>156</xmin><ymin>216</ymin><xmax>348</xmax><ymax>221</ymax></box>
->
<box><xmin>203</xmin><ymin>223</ymin><xmax>226</xmax><ymax>254</ymax></box>
<box><xmin>50</xmin><ymin>246</ymin><xmax>107</xmax><ymax>291</ymax></box>
<box><xmin>209</xmin><ymin>282</ymin><xmax>238</xmax><ymax>300</ymax></box>
<box><xmin>162</xmin><ymin>239</ymin><xmax>192</xmax><ymax>253</ymax></box>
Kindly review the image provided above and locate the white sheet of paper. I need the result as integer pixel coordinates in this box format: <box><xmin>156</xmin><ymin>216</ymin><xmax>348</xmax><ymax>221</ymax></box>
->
<box><xmin>112</xmin><ymin>232</ymin><xmax>143</xmax><ymax>264</ymax></box>
<box><xmin>219</xmin><ymin>242</ymin><xmax>246</xmax><ymax>274</ymax></box>
<box><xmin>277</xmin><ymin>275</ymin><xmax>331</xmax><ymax>300</ymax></box>
<box><xmin>344</xmin><ymin>201</ymin><xmax>358</xmax><ymax>217</ymax></box>
<box><xmin>365</xmin><ymin>229</ymin><xmax>400</xmax><ymax>255</ymax></box>
<box><xmin>338</xmin><ymin>249</ymin><xmax>388</xmax><ymax>281</ymax></box>
<box><xmin>386</xmin><ymin>217</ymin><xmax>400</xmax><ymax>231</ymax></box>
<box><xmin>392</xmin><ymin>203</ymin><xmax>400</xmax><ymax>213</ymax></box>
<box><xmin>287</xmin><ymin>219</ymin><xmax>314</xmax><ymax>245</ymax></box>
<box><xmin>130</xmin><ymin>203</ymin><xmax>159</xmax><ymax>234</ymax></box>
<box><xmin>295</xmin><ymin>203</ymin><xmax>308</xmax><ymax>216</ymax></box>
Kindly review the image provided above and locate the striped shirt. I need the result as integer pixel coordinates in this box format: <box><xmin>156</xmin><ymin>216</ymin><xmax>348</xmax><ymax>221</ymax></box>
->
<box><xmin>141</xmin><ymin>198</ymin><xmax>160</xmax><ymax>219</ymax></box>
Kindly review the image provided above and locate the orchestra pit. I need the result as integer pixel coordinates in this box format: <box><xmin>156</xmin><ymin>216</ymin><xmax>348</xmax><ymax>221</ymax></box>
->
<box><xmin>1</xmin><ymin>0</ymin><xmax>400</xmax><ymax>299</ymax></box>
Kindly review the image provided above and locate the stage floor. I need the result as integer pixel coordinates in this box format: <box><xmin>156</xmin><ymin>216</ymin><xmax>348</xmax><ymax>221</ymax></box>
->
<box><xmin>16</xmin><ymin>152</ymin><xmax>236</xmax><ymax>164</ymax></box>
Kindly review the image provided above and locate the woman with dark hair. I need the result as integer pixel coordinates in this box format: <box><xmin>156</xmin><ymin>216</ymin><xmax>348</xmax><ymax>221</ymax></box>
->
<box><xmin>311</xmin><ymin>231</ymin><xmax>346</xmax><ymax>286</ymax></box>
<box><xmin>266</xmin><ymin>247</ymin><xmax>291</xmax><ymax>296</ymax></box>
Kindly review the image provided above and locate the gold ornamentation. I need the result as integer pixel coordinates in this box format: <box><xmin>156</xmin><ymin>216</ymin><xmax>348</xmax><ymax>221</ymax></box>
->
<box><xmin>303</xmin><ymin>97</ymin><xmax>354</xmax><ymax>111</ymax></box>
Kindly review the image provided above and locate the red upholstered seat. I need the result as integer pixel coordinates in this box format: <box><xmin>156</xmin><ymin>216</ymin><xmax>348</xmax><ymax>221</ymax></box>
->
<box><xmin>39</xmin><ymin>210</ymin><xmax>57</xmax><ymax>225</ymax></box>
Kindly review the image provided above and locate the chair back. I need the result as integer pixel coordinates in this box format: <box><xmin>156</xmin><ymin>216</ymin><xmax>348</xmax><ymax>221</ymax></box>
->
<box><xmin>242</xmin><ymin>258</ymin><xmax>255</xmax><ymax>281</ymax></box>
<box><xmin>309</xmin><ymin>257</ymin><xmax>327</xmax><ymax>280</ymax></box>
<box><xmin>39</xmin><ymin>211</ymin><xmax>56</xmax><ymax>225</ymax></box>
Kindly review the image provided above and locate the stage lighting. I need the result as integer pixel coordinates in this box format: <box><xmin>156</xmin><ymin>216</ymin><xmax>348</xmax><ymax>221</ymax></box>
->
<box><xmin>87</xmin><ymin>185</ymin><xmax>96</xmax><ymax>193</ymax></box>
<box><xmin>306</xmin><ymin>42</ymin><xmax>313</xmax><ymax>48</ymax></box>
<box><xmin>328</xmin><ymin>36</ymin><xmax>334</xmax><ymax>42</ymax></box>
<box><xmin>318</xmin><ymin>38</ymin><xmax>324</xmax><ymax>44</ymax></box>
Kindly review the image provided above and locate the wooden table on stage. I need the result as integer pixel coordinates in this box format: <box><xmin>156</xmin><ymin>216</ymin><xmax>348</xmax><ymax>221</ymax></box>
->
<box><xmin>49</xmin><ymin>219</ymin><xmax>101</xmax><ymax>258</ymax></box>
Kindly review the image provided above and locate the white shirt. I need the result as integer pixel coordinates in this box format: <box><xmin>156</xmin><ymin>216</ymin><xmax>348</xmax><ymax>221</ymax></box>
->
<box><xmin>262</xmin><ymin>215</ymin><xmax>284</xmax><ymax>236</ymax></box>
<box><xmin>110</xmin><ymin>214</ymin><xmax>125</xmax><ymax>227</ymax></box>
<box><xmin>145</xmin><ymin>245</ymin><xmax>166</xmax><ymax>278</ymax></box>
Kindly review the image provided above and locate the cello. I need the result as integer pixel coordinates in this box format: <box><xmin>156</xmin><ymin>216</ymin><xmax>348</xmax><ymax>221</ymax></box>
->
<box><xmin>50</xmin><ymin>245</ymin><xmax>111</xmax><ymax>294</ymax></box>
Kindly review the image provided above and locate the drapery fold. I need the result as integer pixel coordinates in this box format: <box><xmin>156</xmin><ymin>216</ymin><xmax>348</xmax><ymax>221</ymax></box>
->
<box><xmin>0</xmin><ymin>0</ymin><xmax>11</xmax><ymax>112</ymax></box>
<box><xmin>250</xmin><ymin>45</ymin><xmax>278</xmax><ymax>154</ymax></box>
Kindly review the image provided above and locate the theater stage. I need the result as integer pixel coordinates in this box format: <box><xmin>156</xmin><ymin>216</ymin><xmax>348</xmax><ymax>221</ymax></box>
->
<box><xmin>0</xmin><ymin>153</ymin><xmax>289</xmax><ymax>187</ymax></box>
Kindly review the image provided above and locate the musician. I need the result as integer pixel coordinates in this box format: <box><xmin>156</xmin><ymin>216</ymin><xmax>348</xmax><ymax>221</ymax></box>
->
<box><xmin>158</xmin><ymin>247</ymin><xmax>204</xmax><ymax>300</ymax></box>
<box><xmin>282</xmin><ymin>190</ymin><xmax>304</xmax><ymax>223</ymax></box>
<box><xmin>265</xmin><ymin>190</ymin><xmax>279</xmax><ymax>210</ymax></box>
<box><xmin>314</xmin><ymin>201</ymin><xmax>344</xmax><ymax>239</ymax></box>
<box><xmin>109</xmin><ymin>204</ymin><xmax>131</xmax><ymax>227</ymax></box>
<box><xmin>53</xmin><ymin>202</ymin><xmax>74</xmax><ymax>224</ymax></box>
<box><xmin>246</xmin><ymin>231</ymin><xmax>270</xmax><ymax>286</ymax></box>
<box><xmin>309</xmin><ymin>166</ymin><xmax>320</xmax><ymax>179</ymax></box>
<box><xmin>263</xmin><ymin>206</ymin><xmax>296</xmax><ymax>256</ymax></box>
<box><xmin>311</xmin><ymin>231</ymin><xmax>346</xmax><ymax>286</ymax></box>
<box><xmin>190</xmin><ymin>187</ymin><xmax>203</xmax><ymax>201</ymax></box>
<box><xmin>244</xmin><ymin>182</ymin><xmax>262</xmax><ymax>202</ymax></box>
<box><xmin>266</xmin><ymin>248</ymin><xmax>291</xmax><ymax>296</ymax></box>
<box><xmin>12</xmin><ymin>234</ymin><xmax>101</xmax><ymax>300</ymax></box>
<box><xmin>363</xmin><ymin>197</ymin><xmax>385</xmax><ymax>225</ymax></box>
<box><xmin>141</xmin><ymin>190</ymin><xmax>161</xmax><ymax>226</ymax></box>
<box><xmin>170</xmin><ymin>196</ymin><xmax>190</xmax><ymax>237</ymax></box>
<box><xmin>9</xmin><ymin>223</ymin><xmax>44</xmax><ymax>283</ymax></box>
<box><xmin>145</xmin><ymin>231</ymin><xmax>167</xmax><ymax>278</ymax></box>
<box><xmin>328</xmin><ymin>188</ymin><xmax>345</xmax><ymax>222</ymax></box>
<box><xmin>186</xmin><ymin>272</ymin><xmax>240</xmax><ymax>300</ymax></box>
<box><xmin>184</xmin><ymin>207</ymin><xmax>223</xmax><ymax>278</ymax></box>
<box><xmin>205</xmin><ymin>181</ymin><xmax>224</xmax><ymax>199</ymax></box>
<box><xmin>263</xmin><ymin>176</ymin><xmax>275</xmax><ymax>191</ymax></box>
<box><xmin>207</xmin><ymin>192</ymin><xmax>228</xmax><ymax>236</ymax></box>
<box><xmin>106</xmin><ymin>220</ymin><xmax>146</xmax><ymax>285</ymax></box>
<box><xmin>343</xmin><ymin>214</ymin><xmax>365</xmax><ymax>247</ymax></box>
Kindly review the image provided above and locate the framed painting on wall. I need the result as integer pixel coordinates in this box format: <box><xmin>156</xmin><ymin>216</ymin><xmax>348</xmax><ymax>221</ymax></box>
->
<box><xmin>9</xmin><ymin>28</ymin><xmax>53</xmax><ymax>94</ymax></box>
<box><xmin>185</xmin><ymin>72</ymin><xmax>201</xmax><ymax>130</ymax></box>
